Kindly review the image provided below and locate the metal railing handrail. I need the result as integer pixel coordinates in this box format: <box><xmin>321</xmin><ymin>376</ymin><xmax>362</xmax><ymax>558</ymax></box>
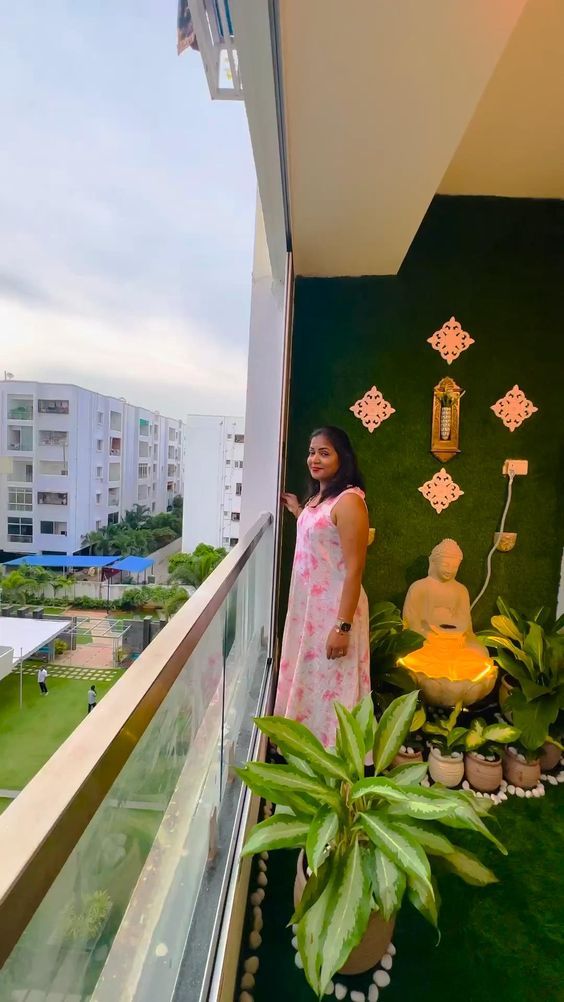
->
<box><xmin>0</xmin><ymin>512</ymin><xmax>272</xmax><ymax>969</ymax></box>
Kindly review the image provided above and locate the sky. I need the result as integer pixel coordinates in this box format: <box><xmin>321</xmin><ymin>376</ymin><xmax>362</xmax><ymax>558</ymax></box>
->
<box><xmin>0</xmin><ymin>2</ymin><xmax>257</xmax><ymax>421</ymax></box>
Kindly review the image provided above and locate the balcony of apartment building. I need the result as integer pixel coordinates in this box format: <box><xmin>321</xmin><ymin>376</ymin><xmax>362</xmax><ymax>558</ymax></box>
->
<box><xmin>37</xmin><ymin>460</ymin><xmax>69</xmax><ymax>479</ymax></box>
<box><xmin>108</xmin><ymin>487</ymin><xmax>120</xmax><ymax>507</ymax></box>
<box><xmin>7</xmin><ymin>396</ymin><xmax>33</xmax><ymax>422</ymax></box>
<box><xmin>7</xmin><ymin>426</ymin><xmax>33</xmax><ymax>453</ymax></box>
<box><xmin>137</xmin><ymin>484</ymin><xmax>150</xmax><ymax>502</ymax></box>
<box><xmin>39</xmin><ymin>519</ymin><xmax>68</xmax><ymax>539</ymax></box>
<box><xmin>7</xmin><ymin>460</ymin><xmax>33</xmax><ymax>484</ymax></box>
<box><xmin>37</xmin><ymin>398</ymin><xmax>69</xmax><ymax>416</ymax></box>
<box><xmin>139</xmin><ymin>418</ymin><xmax>150</xmax><ymax>438</ymax></box>
<box><xmin>108</xmin><ymin>462</ymin><xmax>121</xmax><ymax>483</ymax></box>
<box><xmin>37</xmin><ymin>429</ymin><xmax>69</xmax><ymax>462</ymax></box>
<box><xmin>7</xmin><ymin>487</ymin><xmax>33</xmax><ymax>513</ymax></box>
<box><xmin>109</xmin><ymin>436</ymin><xmax>121</xmax><ymax>457</ymax></box>
<box><xmin>139</xmin><ymin>440</ymin><xmax>150</xmax><ymax>459</ymax></box>
<box><xmin>37</xmin><ymin>491</ymin><xmax>68</xmax><ymax>507</ymax></box>
<box><xmin>2</xmin><ymin>5</ymin><xmax>563</xmax><ymax>1002</ymax></box>
<box><xmin>138</xmin><ymin>462</ymin><xmax>150</xmax><ymax>481</ymax></box>
<box><xmin>109</xmin><ymin>410</ymin><xmax>122</xmax><ymax>433</ymax></box>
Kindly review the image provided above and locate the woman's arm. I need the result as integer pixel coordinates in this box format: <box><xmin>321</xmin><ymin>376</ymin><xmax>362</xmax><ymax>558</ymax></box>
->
<box><xmin>281</xmin><ymin>492</ymin><xmax>303</xmax><ymax>518</ymax></box>
<box><xmin>326</xmin><ymin>493</ymin><xmax>369</xmax><ymax>659</ymax></box>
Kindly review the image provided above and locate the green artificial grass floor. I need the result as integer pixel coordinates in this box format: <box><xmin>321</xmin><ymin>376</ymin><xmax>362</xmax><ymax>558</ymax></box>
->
<box><xmin>243</xmin><ymin>794</ymin><xmax>563</xmax><ymax>1002</ymax></box>
<box><xmin>0</xmin><ymin>671</ymin><xmax>117</xmax><ymax>790</ymax></box>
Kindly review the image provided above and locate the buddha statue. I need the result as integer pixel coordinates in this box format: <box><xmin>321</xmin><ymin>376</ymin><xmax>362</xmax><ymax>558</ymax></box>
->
<box><xmin>400</xmin><ymin>539</ymin><xmax>496</xmax><ymax>706</ymax></box>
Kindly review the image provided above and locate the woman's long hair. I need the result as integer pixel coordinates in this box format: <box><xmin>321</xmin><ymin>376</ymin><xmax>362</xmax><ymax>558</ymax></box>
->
<box><xmin>304</xmin><ymin>426</ymin><xmax>365</xmax><ymax>503</ymax></box>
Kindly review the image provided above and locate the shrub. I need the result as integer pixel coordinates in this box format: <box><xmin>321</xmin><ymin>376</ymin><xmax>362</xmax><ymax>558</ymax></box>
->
<box><xmin>64</xmin><ymin>890</ymin><xmax>112</xmax><ymax>942</ymax></box>
<box><xmin>54</xmin><ymin>639</ymin><xmax>68</xmax><ymax>656</ymax></box>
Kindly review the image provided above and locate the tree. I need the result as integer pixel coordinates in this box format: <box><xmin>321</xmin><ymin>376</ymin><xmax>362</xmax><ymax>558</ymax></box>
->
<box><xmin>83</xmin><ymin>529</ymin><xmax>112</xmax><ymax>555</ymax></box>
<box><xmin>52</xmin><ymin>574</ymin><xmax>75</xmax><ymax>603</ymax></box>
<box><xmin>1</xmin><ymin>571</ymin><xmax>30</xmax><ymax>605</ymax></box>
<box><xmin>169</xmin><ymin>544</ymin><xmax>226</xmax><ymax>589</ymax></box>
<box><xmin>123</xmin><ymin>504</ymin><xmax>150</xmax><ymax>530</ymax></box>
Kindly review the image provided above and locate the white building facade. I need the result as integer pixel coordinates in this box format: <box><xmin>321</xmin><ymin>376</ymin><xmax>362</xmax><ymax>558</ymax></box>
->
<box><xmin>0</xmin><ymin>381</ymin><xmax>183</xmax><ymax>556</ymax></box>
<box><xmin>182</xmin><ymin>415</ymin><xmax>244</xmax><ymax>552</ymax></box>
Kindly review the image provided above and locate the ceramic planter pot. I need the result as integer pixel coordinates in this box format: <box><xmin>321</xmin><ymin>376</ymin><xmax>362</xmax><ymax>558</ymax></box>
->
<box><xmin>464</xmin><ymin>752</ymin><xmax>502</xmax><ymax>792</ymax></box>
<box><xmin>539</xmin><ymin>742</ymin><xmax>561</xmax><ymax>771</ymax></box>
<box><xmin>392</xmin><ymin>748</ymin><xmax>424</xmax><ymax>768</ymax></box>
<box><xmin>499</xmin><ymin>675</ymin><xmax>514</xmax><ymax>721</ymax></box>
<box><xmin>502</xmin><ymin>747</ymin><xmax>541</xmax><ymax>789</ymax></box>
<box><xmin>294</xmin><ymin>851</ymin><xmax>394</xmax><ymax>975</ymax></box>
<box><xmin>427</xmin><ymin>747</ymin><xmax>464</xmax><ymax>787</ymax></box>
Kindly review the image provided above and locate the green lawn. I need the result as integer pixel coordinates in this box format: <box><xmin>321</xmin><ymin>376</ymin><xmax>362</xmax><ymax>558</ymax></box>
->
<box><xmin>0</xmin><ymin>671</ymin><xmax>117</xmax><ymax>790</ymax></box>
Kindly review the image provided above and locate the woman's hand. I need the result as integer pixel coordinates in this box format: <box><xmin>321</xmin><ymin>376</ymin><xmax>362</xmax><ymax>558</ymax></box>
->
<box><xmin>326</xmin><ymin>627</ymin><xmax>350</xmax><ymax>660</ymax></box>
<box><xmin>281</xmin><ymin>492</ymin><xmax>302</xmax><ymax>518</ymax></box>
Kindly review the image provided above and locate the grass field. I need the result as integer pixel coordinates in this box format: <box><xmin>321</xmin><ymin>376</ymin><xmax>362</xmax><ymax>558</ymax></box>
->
<box><xmin>0</xmin><ymin>671</ymin><xmax>117</xmax><ymax>791</ymax></box>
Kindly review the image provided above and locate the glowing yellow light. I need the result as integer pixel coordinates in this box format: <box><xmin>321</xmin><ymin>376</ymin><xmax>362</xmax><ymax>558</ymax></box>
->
<box><xmin>398</xmin><ymin>631</ymin><xmax>497</xmax><ymax>707</ymax></box>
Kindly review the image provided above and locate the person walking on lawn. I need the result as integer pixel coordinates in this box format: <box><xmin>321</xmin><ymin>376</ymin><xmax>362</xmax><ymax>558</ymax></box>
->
<box><xmin>37</xmin><ymin>667</ymin><xmax>48</xmax><ymax>695</ymax></box>
<box><xmin>87</xmin><ymin>684</ymin><xmax>97</xmax><ymax>713</ymax></box>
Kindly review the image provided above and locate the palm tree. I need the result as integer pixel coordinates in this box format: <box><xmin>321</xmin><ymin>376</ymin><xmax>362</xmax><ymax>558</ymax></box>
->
<box><xmin>52</xmin><ymin>574</ymin><xmax>75</xmax><ymax>604</ymax></box>
<box><xmin>83</xmin><ymin>529</ymin><xmax>112</xmax><ymax>555</ymax></box>
<box><xmin>123</xmin><ymin>504</ymin><xmax>150</xmax><ymax>530</ymax></box>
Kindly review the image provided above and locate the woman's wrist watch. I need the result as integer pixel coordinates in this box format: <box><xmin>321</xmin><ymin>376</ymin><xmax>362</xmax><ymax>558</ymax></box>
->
<box><xmin>335</xmin><ymin>619</ymin><xmax>352</xmax><ymax>633</ymax></box>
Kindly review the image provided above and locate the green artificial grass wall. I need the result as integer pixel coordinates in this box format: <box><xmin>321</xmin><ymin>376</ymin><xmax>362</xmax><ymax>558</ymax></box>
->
<box><xmin>284</xmin><ymin>196</ymin><xmax>564</xmax><ymax>626</ymax></box>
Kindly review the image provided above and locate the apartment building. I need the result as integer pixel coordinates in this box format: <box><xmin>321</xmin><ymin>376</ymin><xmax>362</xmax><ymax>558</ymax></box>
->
<box><xmin>0</xmin><ymin>381</ymin><xmax>183</xmax><ymax>555</ymax></box>
<box><xmin>181</xmin><ymin>414</ymin><xmax>244</xmax><ymax>552</ymax></box>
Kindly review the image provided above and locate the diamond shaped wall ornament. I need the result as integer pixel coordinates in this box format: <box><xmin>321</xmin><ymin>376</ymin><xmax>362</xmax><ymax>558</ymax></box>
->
<box><xmin>490</xmin><ymin>384</ymin><xmax>538</xmax><ymax>432</ymax></box>
<box><xmin>418</xmin><ymin>468</ymin><xmax>464</xmax><ymax>514</ymax></box>
<box><xmin>350</xmin><ymin>385</ymin><xmax>395</xmax><ymax>432</ymax></box>
<box><xmin>427</xmin><ymin>316</ymin><xmax>475</xmax><ymax>364</ymax></box>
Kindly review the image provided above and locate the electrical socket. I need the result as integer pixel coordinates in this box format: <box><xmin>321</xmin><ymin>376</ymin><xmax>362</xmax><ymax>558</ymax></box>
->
<box><xmin>502</xmin><ymin>459</ymin><xmax>528</xmax><ymax>476</ymax></box>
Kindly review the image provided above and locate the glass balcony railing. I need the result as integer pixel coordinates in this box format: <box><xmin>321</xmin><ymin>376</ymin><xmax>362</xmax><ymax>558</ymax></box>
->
<box><xmin>0</xmin><ymin>513</ymin><xmax>274</xmax><ymax>1002</ymax></box>
<box><xmin>7</xmin><ymin>406</ymin><xmax>33</xmax><ymax>421</ymax></box>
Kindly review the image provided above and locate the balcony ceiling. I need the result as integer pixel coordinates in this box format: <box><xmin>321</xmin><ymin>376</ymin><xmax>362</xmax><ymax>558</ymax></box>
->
<box><xmin>277</xmin><ymin>0</ymin><xmax>563</xmax><ymax>277</ymax></box>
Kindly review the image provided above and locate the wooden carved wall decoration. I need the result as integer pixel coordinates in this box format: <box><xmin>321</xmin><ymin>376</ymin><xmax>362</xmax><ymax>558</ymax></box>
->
<box><xmin>431</xmin><ymin>377</ymin><xmax>464</xmax><ymax>462</ymax></box>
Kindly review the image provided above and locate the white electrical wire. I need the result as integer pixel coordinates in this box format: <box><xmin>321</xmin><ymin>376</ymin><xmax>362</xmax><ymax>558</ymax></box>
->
<box><xmin>471</xmin><ymin>471</ymin><xmax>515</xmax><ymax>611</ymax></box>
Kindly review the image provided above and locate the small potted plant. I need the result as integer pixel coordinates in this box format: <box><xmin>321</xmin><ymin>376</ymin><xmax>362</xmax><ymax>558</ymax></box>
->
<box><xmin>479</xmin><ymin>598</ymin><xmax>564</xmax><ymax>772</ymax></box>
<box><xmin>422</xmin><ymin>702</ymin><xmax>467</xmax><ymax>787</ymax></box>
<box><xmin>392</xmin><ymin>703</ymin><xmax>426</xmax><ymax>766</ymax></box>
<box><xmin>236</xmin><ymin>692</ymin><xmax>505</xmax><ymax>996</ymax></box>
<box><xmin>463</xmin><ymin>718</ymin><xmax>521</xmax><ymax>792</ymax></box>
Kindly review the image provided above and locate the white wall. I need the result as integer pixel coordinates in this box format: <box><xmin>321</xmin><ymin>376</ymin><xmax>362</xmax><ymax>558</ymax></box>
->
<box><xmin>240</xmin><ymin>195</ymin><xmax>288</xmax><ymax>534</ymax></box>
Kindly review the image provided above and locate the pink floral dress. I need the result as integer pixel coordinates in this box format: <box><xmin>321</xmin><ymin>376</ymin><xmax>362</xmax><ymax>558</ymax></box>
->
<box><xmin>274</xmin><ymin>487</ymin><xmax>371</xmax><ymax>748</ymax></box>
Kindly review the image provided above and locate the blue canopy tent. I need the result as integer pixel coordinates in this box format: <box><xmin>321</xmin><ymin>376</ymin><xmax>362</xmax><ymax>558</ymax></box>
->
<box><xmin>4</xmin><ymin>553</ymin><xmax>156</xmax><ymax>603</ymax></box>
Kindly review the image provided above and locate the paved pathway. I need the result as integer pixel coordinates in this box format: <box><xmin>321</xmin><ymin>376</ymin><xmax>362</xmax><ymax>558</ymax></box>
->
<box><xmin>21</xmin><ymin>665</ymin><xmax>121</xmax><ymax>682</ymax></box>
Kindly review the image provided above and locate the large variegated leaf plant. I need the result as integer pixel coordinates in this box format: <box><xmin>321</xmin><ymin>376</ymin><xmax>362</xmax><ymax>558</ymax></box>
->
<box><xmin>236</xmin><ymin>692</ymin><xmax>505</xmax><ymax>997</ymax></box>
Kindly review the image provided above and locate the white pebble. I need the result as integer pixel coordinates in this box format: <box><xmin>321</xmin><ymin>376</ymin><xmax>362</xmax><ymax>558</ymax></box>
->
<box><xmin>387</xmin><ymin>943</ymin><xmax>396</xmax><ymax>956</ymax></box>
<box><xmin>294</xmin><ymin>952</ymin><xmax>304</xmax><ymax>970</ymax></box>
<box><xmin>368</xmin><ymin>987</ymin><xmax>380</xmax><ymax>1002</ymax></box>
<box><xmin>462</xmin><ymin>781</ymin><xmax>470</xmax><ymax>790</ymax></box>
<box><xmin>292</xmin><ymin>923</ymin><xmax>297</xmax><ymax>933</ymax></box>
<box><xmin>249</xmin><ymin>930</ymin><xmax>262</xmax><ymax>949</ymax></box>
<box><xmin>508</xmin><ymin>747</ymin><xmax>517</xmax><ymax>755</ymax></box>
<box><xmin>421</xmin><ymin>777</ymin><xmax>430</xmax><ymax>787</ymax></box>
<box><xmin>532</xmin><ymin>788</ymin><xmax>540</xmax><ymax>798</ymax></box>
<box><xmin>324</xmin><ymin>982</ymin><xmax>334</xmax><ymax>997</ymax></box>
<box><xmin>483</xmin><ymin>792</ymin><xmax>491</xmax><ymax>799</ymax></box>
<box><xmin>399</xmin><ymin>745</ymin><xmax>406</xmax><ymax>753</ymax></box>
<box><xmin>516</xmin><ymin>787</ymin><xmax>525</xmax><ymax>798</ymax></box>
<box><xmin>476</xmin><ymin>791</ymin><xmax>483</xmax><ymax>798</ymax></box>
<box><xmin>253</xmin><ymin>913</ymin><xmax>263</xmax><ymax>932</ymax></box>
<box><xmin>335</xmin><ymin>983</ymin><xmax>347</xmax><ymax>999</ymax></box>
<box><xmin>351</xmin><ymin>993</ymin><xmax>366</xmax><ymax>1002</ymax></box>
<box><xmin>381</xmin><ymin>953</ymin><xmax>393</xmax><ymax>970</ymax></box>
<box><xmin>406</xmin><ymin>747</ymin><xmax>415</xmax><ymax>756</ymax></box>
<box><xmin>525</xmin><ymin>790</ymin><xmax>532</xmax><ymax>798</ymax></box>
<box><xmin>260</xmin><ymin>851</ymin><xmax>269</xmax><ymax>860</ymax></box>
<box><xmin>244</xmin><ymin>956</ymin><xmax>259</xmax><ymax>974</ymax></box>
<box><xmin>250</xmin><ymin>892</ymin><xmax>261</xmax><ymax>906</ymax></box>
<box><xmin>475</xmin><ymin>753</ymin><xmax>485</xmax><ymax>761</ymax></box>
<box><xmin>257</xmin><ymin>872</ymin><xmax>268</xmax><ymax>887</ymax></box>
<box><xmin>539</xmin><ymin>785</ymin><xmax>546</xmax><ymax>796</ymax></box>
<box><xmin>547</xmin><ymin>775</ymin><xmax>558</xmax><ymax>786</ymax></box>
<box><xmin>499</xmin><ymin>792</ymin><xmax>508</xmax><ymax>801</ymax></box>
<box><xmin>517</xmin><ymin>753</ymin><xmax>527</xmax><ymax>764</ymax></box>
<box><xmin>258</xmin><ymin>860</ymin><xmax>267</xmax><ymax>872</ymax></box>
<box><xmin>291</xmin><ymin>936</ymin><xmax>298</xmax><ymax>950</ymax></box>
<box><xmin>540</xmin><ymin>774</ymin><xmax>548</xmax><ymax>781</ymax></box>
<box><xmin>500</xmin><ymin>780</ymin><xmax>507</xmax><ymax>790</ymax></box>
<box><xmin>374</xmin><ymin>970</ymin><xmax>391</xmax><ymax>988</ymax></box>
<box><xmin>507</xmin><ymin>785</ymin><xmax>516</xmax><ymax>795</ymax></box>
<box><xmin>241</xmin><ymin>973</ymin><xmax>255</xmax><ymax>990</ymax></box>
<box><xmin>557</xmin><ymin>773</ymin><xmax>564</xmax><ymax>783</ymax></box>
<box><xmin>486</xmin><ymin>755</ymin><xmax>497</xmax><ymax>762</ymax></box>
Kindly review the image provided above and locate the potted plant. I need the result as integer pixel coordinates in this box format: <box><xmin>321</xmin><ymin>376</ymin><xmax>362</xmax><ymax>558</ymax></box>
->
<box><xmin>422</xmin><ymin>702</ymin><xmax>467</xmax><ymax>787</ymax></box>
<box><xmin>370</xmin><ymin>600</ymin><xmax>424</xmax><ymax>692</ymax></box>
<box><xmin>479</xmin><ymin>599</ymin><xmax>564</xmax><ymax>771</ymax></box>
<box><xmin>236</xmin><ymin>692</ymin><xmax>505</xmax><ymax>997</ymax></box>
<box><xmin>392</xmin><ymin>703</ymin><xmax>426</xmax><ymax>766</ymax></box>
<box><xmin>463</xmin><ymin>718</ymin><xmax>521</xmax><ymax>792</ymax></box>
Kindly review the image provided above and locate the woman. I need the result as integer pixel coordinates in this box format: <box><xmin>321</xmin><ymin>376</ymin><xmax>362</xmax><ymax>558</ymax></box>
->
<box><xmin>274</xmin><ymin>426</ymin><xmax>371</xmax><ymax>748</ymax></box>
